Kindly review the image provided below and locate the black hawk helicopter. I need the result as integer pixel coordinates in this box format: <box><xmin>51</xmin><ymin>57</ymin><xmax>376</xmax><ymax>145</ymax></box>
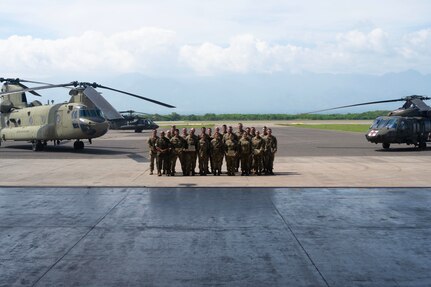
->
<box><xmin>0</xmin><ymin>78</ymin><xmax>174</xmax><ymax>151</ymax></box>
<box><xmin>109</xmin><ymin>110</ymin><xmax>159</xmax><ymax>132</ymax></box>
<box><xmin>311</xmin><ymin>95</ymin><xmax>431</xmax><ymax>150</ymax></box>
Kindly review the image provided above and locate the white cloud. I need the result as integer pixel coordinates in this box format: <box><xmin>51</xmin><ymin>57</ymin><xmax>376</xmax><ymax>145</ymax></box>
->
<box><xmin>1</xmin><ymin>26</ymin><xmax>431</xmax><ymax>78</ymax></box>
<box><xmin>0</xmin><ymin>27</ymin><xmax>177</xmax><ymax>77</ymax></box>
<box><xmin>336</xmin><ymin>28</ymin><xmax>388</xmax><ymax>53</ymax></box>
<box><xmin>179</xmin><ymin>34</ymin><xmax>308</xmax><ymax>75</ymax></box>
<box><xmin>397</xmin><ymin>29</ymin><xmax>431</xmax><ymax>59</ymax></box>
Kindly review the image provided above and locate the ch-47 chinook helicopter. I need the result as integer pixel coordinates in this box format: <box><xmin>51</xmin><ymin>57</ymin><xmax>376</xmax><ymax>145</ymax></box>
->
<box><xmin>311</xmin><ymin>95</ymin><xmax>431</xmax><ymax>150</ymax></box>
<box><xmin>0</xmin><ymin>78</ymin><xmax>175</xmax><ymax>151</ymax></box>
<box><xmin>109</xmin><ymin>110</ymin><xmax>159</xmax><ymax>132</ymax></box>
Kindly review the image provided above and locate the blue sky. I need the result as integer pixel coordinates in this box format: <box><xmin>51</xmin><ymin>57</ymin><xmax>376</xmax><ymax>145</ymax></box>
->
<box><xmin>1</xmin><ymin>0</ymin><xmax>431</xmax><ymax>113</ymax></box>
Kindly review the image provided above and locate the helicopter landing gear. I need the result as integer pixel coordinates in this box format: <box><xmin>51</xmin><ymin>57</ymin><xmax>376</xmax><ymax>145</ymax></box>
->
<box><xmin>73</xmin><ymin>140</ymin><xmax>85</xmax><ymax>151</ymax></box>
<box><xmin>382</xmin><ymin>143</ymin><xmax>390</xmax><ymax>150</ymax></box>
<box><xmin>418</xmin><ymin>140</ymin><xmax>427</xmax><ymax>150</ymax></box>
<box><xmin>32</xmin><ymin>140</ymin><xmax>44</xmax><ymax>151</ymax></box>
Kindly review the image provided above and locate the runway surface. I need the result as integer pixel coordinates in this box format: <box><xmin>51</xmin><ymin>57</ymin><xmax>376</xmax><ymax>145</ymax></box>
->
<box><xmin>1</xmin><ymin>187</ymin><xmax>430</xmax><ymax>287</ymax></box>
<box><xmin>1</xmin><ymin>124</ymin><xmax>431</xmax><ymax>187</ymax></box>
<box><xmin>1</xmin><ymin>125</ymin><xmax>431</xmax><ymax>159</ymax></box>
<box><xmin>1</xmin><ymin>124</ymin><xmax>431</xmax><ymax>286</ymax></box>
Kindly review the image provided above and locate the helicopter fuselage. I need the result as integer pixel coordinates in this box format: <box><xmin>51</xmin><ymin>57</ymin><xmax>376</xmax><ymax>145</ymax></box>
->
<box><xmin>0</xmin><ymin>103</ymin><xmax>108</xmax><ymax>142</ymax></box>
<box><xmin>365</xmin><ymin>116</ymin><xmax>431</xmax><ymax>148</ymax></box>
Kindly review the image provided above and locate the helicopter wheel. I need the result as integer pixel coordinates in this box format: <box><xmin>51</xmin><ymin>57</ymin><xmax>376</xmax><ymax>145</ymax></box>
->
<box><xmin>382</xmin><ymin>143</ymin><xmax>390</xmax><ymax>150</ymax></box>
<box><xmin>418</xmin><ymin>141</ymin><xmax>427</xmax><ymax>150</ymax></box>
<box><xmin>32</xmin><ymin>141</ymin><xmax>44</xmax><ymax>152</ymax></box>
<box><xmin>73</xmin><ymin>140</ymin><xmax>85</xmax><ymax>151</ymax></box>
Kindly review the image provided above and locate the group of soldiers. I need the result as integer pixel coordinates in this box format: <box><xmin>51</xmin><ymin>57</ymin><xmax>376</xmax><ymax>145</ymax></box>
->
<box><xmin>147</xmin><ymin>123</ymin><xmax>277</xmax><ymax>176</ymax></box>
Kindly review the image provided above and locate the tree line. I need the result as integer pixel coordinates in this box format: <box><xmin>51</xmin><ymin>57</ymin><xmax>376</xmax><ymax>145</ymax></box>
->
<box><xmin>148</xmin><ymin>110</ymin><xmax>390</xmax><ymax>121</ymax></box>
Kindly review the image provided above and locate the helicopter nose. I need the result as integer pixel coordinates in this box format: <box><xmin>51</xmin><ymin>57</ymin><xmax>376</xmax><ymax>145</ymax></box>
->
<box><xmin>80</xmin><ymin>120</ymin><xmax>109</xmax><ymax>136</ymax></box>
<box><xmin>367</xmin><ymin>130</ymin><xmax>379</xmax><ymax>137</ymax></box>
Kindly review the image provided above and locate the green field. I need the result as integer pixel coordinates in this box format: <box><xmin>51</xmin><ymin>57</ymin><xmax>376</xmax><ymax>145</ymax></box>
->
<box><xmin>280</xmin><ymin>123</ymin><xmax>370</xmax><ymax>133</ymax></box>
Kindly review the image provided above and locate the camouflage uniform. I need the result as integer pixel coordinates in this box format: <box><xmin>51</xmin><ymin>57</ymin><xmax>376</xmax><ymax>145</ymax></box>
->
<box><xmin>239</xmin><ymin>135</ymin><xmax>252</xmax><ymax>176</ymax></box>
<box><xmin>210</xmin><ymin>134</ymin><xmax>224</xmax><ymax>176</ymax></box>
<box><xmin>155</xmin><ymin>136</ymin><xmax>172</xmax><ymax>176</ymax></box>
<box><xmin>185</xmin><ymin>133</ymin><xmax>198</xmax><ymax>176</ymax></box>
<box><xmin>251</xmin><ymin>135</ymin><xmax>265</xmax><ymax>175</ymax></box>
<box><xmin>170</xmin><ymin>135</ymin><xmax>186</xmax><ymax>176</ymax></box>
<box><xmin>264</xmin><ymin>134</ymin><xmax>277</xmax><ymax>175</ymax></box>
<box><xmin>224</xmin><ymin>133</ymin><xmax>238</xmax><ymax>176</ymax></box>
<box><xmin>198</xmin><ymin>134</ymin><xmax>210</xmax><ymax>175</ymax></box>
<box><xmin>147</xmin><ymin>135</ymin><xmax>158</xmax><ymax>174</ymax></box>
<box><xmin>235</xmin><ymin>129</ymin><xmax>244</xmax><ymax>171</ymax></box>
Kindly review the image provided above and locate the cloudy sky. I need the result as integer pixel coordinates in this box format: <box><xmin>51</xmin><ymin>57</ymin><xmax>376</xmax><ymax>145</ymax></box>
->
<box><xmin>1</xmin><ymin>0</ymin><xmax>431</xmax><ymax>113</ymax></box>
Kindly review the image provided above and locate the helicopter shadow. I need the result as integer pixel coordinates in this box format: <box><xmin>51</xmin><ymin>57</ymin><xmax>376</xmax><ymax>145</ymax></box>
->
<box><xmin>2</xmin><ymin>144</ymin><xmax>136</xmax><ymax>156</ymax></box>
<box><xmin>375</xmin><ymin>147</ymin><xmax>430</xmax><ymax>153</ymax></box>
<box><xmin>273</xmin><ymin>172</ymin><xmax>301</xmax><ymax>176</ymax></box>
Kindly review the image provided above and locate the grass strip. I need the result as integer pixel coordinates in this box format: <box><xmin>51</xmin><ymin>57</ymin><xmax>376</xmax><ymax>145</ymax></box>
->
<box><xmin>280</xmin><ymin>124</ymin><xmax>370</xmax><ymax>133</ymax></box>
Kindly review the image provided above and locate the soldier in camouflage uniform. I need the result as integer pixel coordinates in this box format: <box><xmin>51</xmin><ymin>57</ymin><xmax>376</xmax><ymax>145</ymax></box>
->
<box><xmin>179</xmin><ymin>128</ymin><xmax>188</xmax><ymax>174</ymax></box>
<box><xmin>155</xmin><ymin>131</ymin><xmax>172</xmax><ymax>176</ymax></box>
<box><xmin>198</xmin><ymin>127</ymin><xmax>210</xmax><ymax>175</ymax></box>
<box><xmin>261</xmin><ymin>126</ymin><xmax>269</xmax><ymax>173</ymax></box>
<box><xmin>250</xmin><ymin>127</ymin><xmax>256</xmax><ymax>138</ymax></box>
<box><xmin>185</xmin><ymin>128</ymin><xmax>198</xmax><ymax>176</ymax></box>
<box><xmin>224</xmin><ymin>126</ymin><xmax>238</xmax><ymax>176</ymax></box>
<box><xmin>264</xmin><ymin>128</ymin><xmax>277</xmax><ymax>175</ymax></box>
<box><xmin>251</xmin><ymin>131</ymin><xmax>265</xmax><ymax>175</ymax></box>
<box><xmin>147</xmin><ymin>129</ymin><xmax>159</xmax><ymax>175</ymax></box>
<box><xmin>210</xmin><ymin>132</ymin><xmax>224</xmax><ymax>176</ymax></box>
<box><xmin>238</xmin><ymin>132</ymin><xmax>252</xmax><ymax>176</ymax></box>
<box><xmin>170</xmin><ymin>129</ymin><xmax>186</xmax><ymax>176</ymax></box>
<box><xmin>235</xmin><ymin>123</ymin><xmax>245</xmax><ymax>172</ymax></box>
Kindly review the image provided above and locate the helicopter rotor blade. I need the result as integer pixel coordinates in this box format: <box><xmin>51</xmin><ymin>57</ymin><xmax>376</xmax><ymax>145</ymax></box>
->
<box><xmin>87</xmin><ymin>83</ymin><xmax>175</xmax><ymax>108</ymax></box>
<box><xmin>18</xmin><ymin>79</ymin><xmax>57</xmax><ymax>86</ymax></box>
<box><xmin>17</xmin><ymin>83</ymin><xmax>43</xmax><ymax>97</ymax></box>
<box><xmin>0</xmin><ymin>82</ymin><xmax>77</xmax><ymax>97</ymax></box>
<box><xmin>307</xmin><ymin>98</ymin><xmax>407</xmax><ymax>114</ymax></box>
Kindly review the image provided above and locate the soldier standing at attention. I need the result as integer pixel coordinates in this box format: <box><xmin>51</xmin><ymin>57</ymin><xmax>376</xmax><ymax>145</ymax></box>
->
<box><xmin>166</xmin><ymin>130</ymin><xmax>172</xmax><ymax>139</ymax></box>
<box><xmin>235</xmin><ymin>123</ymin><xmax>245</xmax><ymax>172</ymax></box>
<box><xmin>147</xmin><ymin>129</ymin><xmax>159</xmax><ymax>175</ymax></box>
<box><xmin>180</xmin><ymin>128</ymin><xmax>188</xmax><ymax>175</ymax></box>
<box><xmin>170</xmin><ymin>129</ymin><xmax>185</xmax><ymax>176</ymax></box>
<box><xmin>185</xmin><ymin>128</ymin><xmax>199</xmax><ymax>176</ymax></box>
<box><xmin>251</xmin><ymin>130</ymin><xmax>265</xmax><ymax>175</ymax></box>
<box><xmin>221</xmin><ymin>124</ymin><xmax>227</xmax><ymax>135</ymax></box>
<box><xmin>239</xmin><ymin>131</ymin><xmax>252</xmax><ymax>176</ymax></box>
<box><xmin>262</xmin><ymin>126</ymin><xmax>268</xmax><ymax>136</ymax></box>
<box><xmin>155</xmin><ymin>131</ymin><xmax>171</xmax><ymax>176</ymax></box>
<box><xmin>250</xmin><ymin>127</ymin><xmax>256</xmax><ymax>138</ymax></box>
<box><xmin>181</xmin><ymin>128</ymin><xmax>188</xmax><ymax>139</ymax></box>
<box><xmin>264</xmin><ymin>128</ymin><xmax>277</xmax><ymax>175</ymax></box>
<box><xmin>170</xmin><ymin>125</ymin><xmax>176</xmax><ymax>136</ymax></box>
<box><xmin>246</xmin><ymin>127</ymin><xmax>251</xmax><ymax>138</ymax></box>
<box><xmin>198</xmin><ymin>127</ymin><xmax>210</xmax><ymax>175</ymax></box>
<box><xmin>207</xmin><ymin>127</ymin><xmax>213</xmax><ymax>174</ymax></box>
<box><xmin>210</xmin><ymin>132</ymin><xmax>224</xmax><ymax>176</ymax></box>
<box><xmin>261</xmin><ymin>126</ymin><xmax>268</xmax><ymax>173</ymax></box>
<box><xmin>224</xmin><ymin>126</ymin><xmax>238</xmax><ymax>176</ymax></box>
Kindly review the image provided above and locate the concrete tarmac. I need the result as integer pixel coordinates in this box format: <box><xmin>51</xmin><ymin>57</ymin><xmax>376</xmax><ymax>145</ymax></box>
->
<box><xmin>1</xmin><ymin>124</ymin><xmax>431</xmax><ymax>187</ymax></box>
<box><xmin>1</xmin><ymin>123</ymin><xmax>431</xmax><ymax>286</ymax></box>
<box><xmin>1</xmin><ymin>187</ymin><xmax>431</xmax><ymax>287</ymax></box>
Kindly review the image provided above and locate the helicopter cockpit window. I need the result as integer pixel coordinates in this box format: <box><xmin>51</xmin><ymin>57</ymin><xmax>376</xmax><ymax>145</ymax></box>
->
<box><xmin>371</xmin><ymin>117</ymin><xmax>398</xmax><ymax>129</ymax></box>
<box><xmin>79</xmin><ymin>109</ymin><xmax>104</xmax><ymax>118</ymax></box>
